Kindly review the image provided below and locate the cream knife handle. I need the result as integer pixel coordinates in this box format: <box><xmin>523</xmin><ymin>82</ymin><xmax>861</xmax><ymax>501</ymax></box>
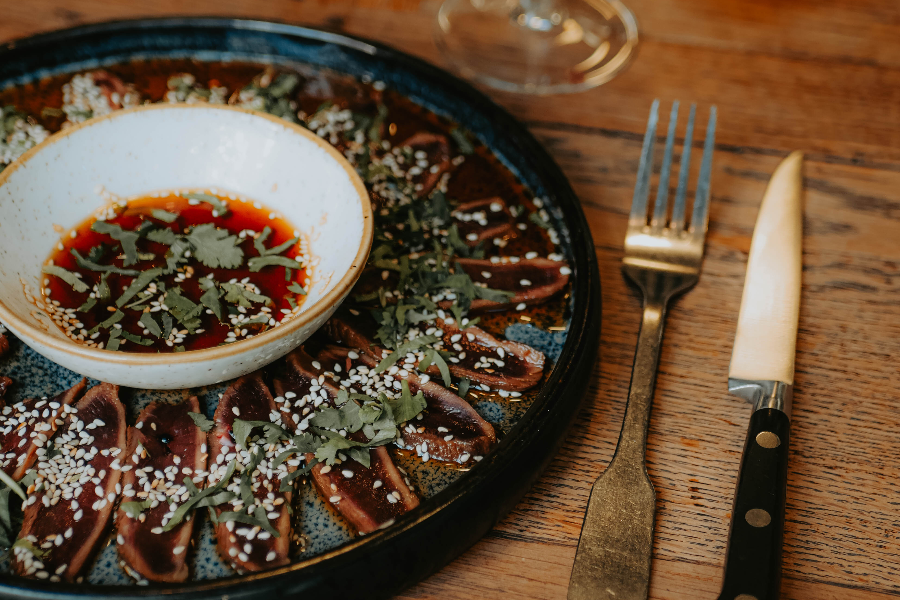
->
<box><xmin>729</xmin><ymin>151</ymin><xmax>803</xmax><ymax>385</ymax></box>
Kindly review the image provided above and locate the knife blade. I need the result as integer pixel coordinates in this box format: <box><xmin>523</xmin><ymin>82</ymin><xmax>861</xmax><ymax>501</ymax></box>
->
<box><xmin>717</xmin><ymin>151</ymin><xmax>803</xmax><ymax>600</ymax></box>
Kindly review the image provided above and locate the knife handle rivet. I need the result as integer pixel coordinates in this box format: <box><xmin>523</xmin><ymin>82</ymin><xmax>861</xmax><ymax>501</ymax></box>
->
<box><xmin>735</xmin><ymin>595</ymin><xmax>759</xmax><ymax>600</ymax></box>
<box><xmin>745</xmin><ymin>508</ymin><xmax>771</xmax><ymax>528</ymax></box>
<box><xmin>755</xmin><ymin>431</ymin><xmax>781</xmax><ymax>448</ymax></box>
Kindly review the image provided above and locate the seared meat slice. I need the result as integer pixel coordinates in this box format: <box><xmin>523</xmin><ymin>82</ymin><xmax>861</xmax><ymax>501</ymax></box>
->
<box><xmin>0</xmin><ymin>376</ymin><xmax>11</xmax><ymax>400</ymax></box>
<box><xmin>309</xmin><ymin>446</ymin><xmax>418</xmax><ymax>534</ymax></box>
<box><xmin>116</xmin><ymin>397</ymin><xmax>207</xmax><ymax>583</ymax></box>
<box><xmin>452</xmin><ymin>197</ymin><xmax>515</xmax><ymax>246</ymax></box>
<box><xmin>319</xmin><ymin>346</ymin><xmax>495</xmax><ymax>463</ymax></box>
<box><xmin>13</xmin><ymin>383</ymin><xmax>125</xmax><ymax>582</ymax></box>
<box><xmin>209</xmin><ymin>374</ymin><xmax>292</xmax><ymax>573</ymax></box>
<box><xmin>325</xmin><ymin>311</ymin><xmax>545</xmax><ymax>392</ymax></box>
<box><xmin>435</xmin><ymin>318</ymin><xmax>545</xmax><ymax>391</ymax></box>
<box><xmin>274</xmin><ymin>350</ymin><xmax>420</xmax><ymax>534</ymax></box>
<box><xmin>454</xmin><ymin>257</ymin><xmax>570</xmax><ymax>311</ymax></box>
<box><xmin>398</xmin><ymin>132</ymin><xmax>452</xmax><ymax>196</ymax></box>
<box><xmin>0</xmin><ymin>379</ymin><xmax>86</xmax><ymax>480</ymax></box>
<box><xmin>0</xmin><ymin>333</ymin><xmax>9</xmax><ymax>357</ymax></box>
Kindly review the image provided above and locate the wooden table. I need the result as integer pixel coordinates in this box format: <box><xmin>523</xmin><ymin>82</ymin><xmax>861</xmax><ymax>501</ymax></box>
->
<box><xmin>3</xmin><ymin>1</ymin><xmax>899</xmax><ymax>598</ymax></box>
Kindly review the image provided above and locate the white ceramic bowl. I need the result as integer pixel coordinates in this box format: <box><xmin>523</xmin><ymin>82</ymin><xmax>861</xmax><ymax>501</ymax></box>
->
<box><xmin>0</xmin><ymin>104</ymin><xmax>372</xmax><ymax>389</ymax></box>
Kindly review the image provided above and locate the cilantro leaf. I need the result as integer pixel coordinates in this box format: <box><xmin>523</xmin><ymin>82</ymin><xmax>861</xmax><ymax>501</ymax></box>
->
<box><xmin>91</xmin><ymin>220</ymin><xmax>141</xmax><ymax>266</ymax></box>
<box><xmin>187</xmin><ymin>223</ymin><xmax>243</xmax><ymax>269</ymax></box>
<box><xmin>42</xmin><ymin>265</ymin><xmax>88</xmax><ymax>293</ymax></box>
<box><xmin>450</xmin><ymin>127</ymin><xmax>474</xmax><ymax>155</ymax></box>
<box><xmin>253</xmin><ymin>227</ymin><xmax>272</xmax><ymax>256</ymax></box>
<box><xmin>261</xmin><ymin>237</ymin><xmax>299</xmax><ymax>257</ymax></box>
<box><xmin>71</xmin><ymin>248</ymin><xmax>140</xmax><ymax>276</ymax></box>
<box><xmin>161</xmin><ymin>312</ymin><xmax>173</xmax><ymax>340</ymax></box>
<box><xmin>96</xmin><ymin>273</ymin><xmax>111</xmax><ymax>302</ymax></box>
<box><xmin>121</xmin><ymin>331</ymin><xmax>154</xmax><ymax>346</ymax></box>
<box><xmin>147</xmin><ymin>228</ymin><xmax>177</xmax><ymax>245</ymax></box>
<box><xmin>386</xmin><ymin>380</ymin><xmax>427</xmax><ymax>423</ymax></box>
<box><xmin>200</xmin><ymin>285</ymin><xmax>223</xmax><ymax>320</ymax></box>
<box><xmin>77</xmin><ymin>296</ymin><xmax>97</xmax><ymax>312</ymax></box>
<box><xmin>139</xmin><ymin>312</ymin><xmax>162</xmax><ymax>338</ymax></box>
<box><xmin>221</xmin><ymin>282</ymin><xmax>271</xmax><ymax>308</ymax></box>
<box><xmin>120</xmin><ymin>499</ymin><xmax>151</xmax><ymax>519</ymax></box>
<box><xmin>373</xmin><ymin>335</ymin><xmax>440</xmax><ymax>373</ymax></box>
<box><xmin>184</xmin><ymin>192</ymin><xmax>230</xmax><ymax>217</ymax></box>
<box><xmin>162</xmin><ymin>461</ymin><xmax>237</xmax><ymax>532</ymax></box>
<box><xmin>529</xmin><ymin>211</ymin><xmax>551</xmax><ymax>229</ymax></box>
<box><xmin>188</xmin><ymin>412</ymin><xmax>214</xmax><ymax>432</ymax></box>
<box><xmin>163</xmin><ymin>288</ymin><xmax>203</xmax><ymax>332</ymax></box>
<box><xmin>116</xmin><ymin>267</ymin><xmax>163</xmax><ymax>307</ymax></box>
<box><xmin>151</xmin><ymin>209</ymin><xmax>179</xmax><ymax>223</ymax></box>
<box><xmin>287</xmin><ymin>282</ymin><xmax>307</xmax><ymax>295</ymax></box>
<box><xmin>232</xmin><ymin>419</ymin><xmax>288</xmax><ymax>450</ymax></box>
<box><xmin>247</xmin><ymin>255</ymin><xmax>299</xmax><ymax>272</ymax></box>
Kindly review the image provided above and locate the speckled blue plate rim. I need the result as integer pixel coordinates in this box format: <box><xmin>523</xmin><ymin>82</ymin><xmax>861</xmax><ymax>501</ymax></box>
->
<box><xmin>0</xmin><ymin>17</ymin><xmax>602</xmax><ymax>600</ymax></box>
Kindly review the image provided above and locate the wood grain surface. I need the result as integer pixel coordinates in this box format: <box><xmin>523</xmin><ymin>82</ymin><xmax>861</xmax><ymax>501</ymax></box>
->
<box><xmin>3</xmin><ymin>1</ymin><xmax>899</xmax><ymax>598</ymax></box>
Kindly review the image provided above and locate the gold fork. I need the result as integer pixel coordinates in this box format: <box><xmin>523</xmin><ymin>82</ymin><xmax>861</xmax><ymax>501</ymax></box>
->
<box><xmin>568</xmin><ymin>100</ymin><xmax>717</xmax><ymax>600</ymax></box>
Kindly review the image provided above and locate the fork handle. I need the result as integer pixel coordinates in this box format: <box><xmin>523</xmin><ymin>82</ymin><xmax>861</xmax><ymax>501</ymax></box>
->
<box><xmin>716</xmin><ymin>408</ymin><xmax>791</xmax><ymax>600</ymax></box>
<box><xmin>568</xmin><ymin>297</ymin><xmax>668</xmax><ymax>600</ymax></box>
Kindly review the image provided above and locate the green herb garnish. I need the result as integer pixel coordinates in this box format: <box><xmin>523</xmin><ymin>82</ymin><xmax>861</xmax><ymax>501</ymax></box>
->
<box><xmin>42</xmin><ymin>265</ymin><xmax>89</xmax><ymax>293</ymax></box>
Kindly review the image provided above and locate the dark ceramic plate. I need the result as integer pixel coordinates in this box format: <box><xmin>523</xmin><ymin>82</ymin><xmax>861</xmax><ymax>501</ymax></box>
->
<box><xmin>0</xmin><ymin>17</ymin><xmax>600</xmax><ymax>600</ymax></box>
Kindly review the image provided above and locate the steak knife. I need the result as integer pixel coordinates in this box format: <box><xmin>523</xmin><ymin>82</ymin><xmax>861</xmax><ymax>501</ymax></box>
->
<box><xmin>717</xmin><ymin>151</ymin><xmax>803</xmax><ymax>600</ymax></box>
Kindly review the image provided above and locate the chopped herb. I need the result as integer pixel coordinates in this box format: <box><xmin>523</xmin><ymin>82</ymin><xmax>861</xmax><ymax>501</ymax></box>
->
<box><xmin>186</xmin><ymin>223</ymin><xmax>243</xmax><ymax>269</ymax></box>
<box><xmin>77</xmin><ymin>296</ymin><xmax>97</xmax><ymax>312</ymax></box>
<box><xmin>151</xmin><ymin>209</ymin><xmax>179</xmax><ymax>223</ymax></box>
<box><xmin>116</xmin><ymin>267</ymin><xmax>163</xmax><ymax>308</ymax></box>
<box><xmin>106</xmin><ymin>332</ymin><xmax>121</xmax><ymax>351</ymax></box>
<box><xmin>221</xmin><ymin>282</ymin><xmax>271</xmax><ymax>308</ymax></box>
<box><xmin>161</xmin><ymin>312</ymin><xmax>174</xmax><ymax>340</ymax></box>
<box><xmin>86</xmin><ymin>243</ymin><xmax>108</xmax><ymax>263</ymax></box>
<box><xmin>120</xmin><ymin>331</ymin><xmax>154</xmax><ymax>346</ymax></box>
<box><xmin>386</xmin><ymin>380</ymin><xmax>427</xmax><ymax>423</ymax></box>
<box><xmin>188</xmin><ymin>412</ymin><xmax>215</xmax><ymax>432</ymax></box>
<box><xmin>42</xmin><ymin>265</ymin><xmax>88</xmax><ymax>293</ymax></box>
<box><xmin>248</xmin><ymin>255</ymin><xmax>299</xmax><ymax>272</ymax></box>
<box><xmin>120</xmin><ymin>499</ymin><xmax>151</xmax><ymax>519</ymax></box>
<box><xmin>184</xmin><ymin>192</ymin><xmax>230</xmax><ymax>217</ymax></box>
<box><xmin>99</xmin><ymin>310</ymin><xmax>124</xmax><ymax>330</ymax></box>
<box><xmin>139</xmin><ymin>312</ymin><xmax>162</xmax><ymax>338</ymax></box>
<box><xmin>232</xmin><ymin>419</ymin><xmax>289</xmax><ymax>450</ymax></box>
<box><xmin>450</xmin><ymin>127</ymin><xmax>475</xmax><ymax>155</ymax></box>
<box><xmin>164</xmin><ymin>288</ymin><xmax>203</xmax><ymax>332</ymax></box>
<box><xmin>10</xmin><ymin>538</ymin><xmax>47</xmax><ymax>559</ymax></box>
<box><xmin>287</xmin><ymin>282</ymin><xmax>307</xmax><ymax>295</ymax></box>
<box><xmin>199</xmin><ymin>285</ymin><xmax>223</xmax><ymax>320</ymax></box>
<box><xmin>373</xmin><ymin>335</ymin><xmax>440</xmax><ymax>373</ymax></box>
<box><xmin>162</xmin><ymin>460</ymin><xmax>237</xmax><ymax>532</ymax></box>
<box><xmin>424</xmin><ymin>348</ymin><xmax>452</xmax><ymax>386</ymax></box>
<box><xmin>91</xmin><ymin>220</ymin><xmax>141</xmax><ymax>266</ymax></box>
<box><xmin>529</xmin><ymin>211</ymin><xmax>551</xmax><ymax>229</ymax></box>
<box><xmin>147</xmin><ymin>228</ymin><xmax>177</xmax><ymax>245</ymax></box>
<box><xmin>457</xmin><ymin>378</ymin><xmax>470</xmax><ymax>399</ymax></box>
<box><xmin>71</xmin><ymin>248</ymin><xmax>140</xmax><ymax>276</ymax></box>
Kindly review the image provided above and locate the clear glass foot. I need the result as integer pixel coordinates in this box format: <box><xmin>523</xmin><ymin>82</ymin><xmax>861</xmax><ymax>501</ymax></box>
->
<box><xmin>435</xmin><ymin>0</ymin><xmax>639</xmax><ymax>94</ymax></box>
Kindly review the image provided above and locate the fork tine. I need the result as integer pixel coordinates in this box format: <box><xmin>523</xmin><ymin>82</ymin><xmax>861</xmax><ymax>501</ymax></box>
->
<box><xmin>651</xmin><ymin>101</ymin><xmax>680</xmax><ymax>231</ymax></box>
<box><xmin>629</xmin><ymin>99</ymin><xmax>660</xmax><ymax>227</ymax></box>
<box><xmin>669</xmin><ymin>104</ymin><xmax>696</xmax><ymax>231</ymax></box>
<box><xmin>690</xmin><ymin>105</ymin><xmax>717</xmax><ymax>235</ymax></box>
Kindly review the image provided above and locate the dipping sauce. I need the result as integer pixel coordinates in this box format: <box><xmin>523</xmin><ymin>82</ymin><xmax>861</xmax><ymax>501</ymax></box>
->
<box><xmin>41</xmin><ymin>192</ymin><xmax>310</xmax><ymax>353</ymax></box>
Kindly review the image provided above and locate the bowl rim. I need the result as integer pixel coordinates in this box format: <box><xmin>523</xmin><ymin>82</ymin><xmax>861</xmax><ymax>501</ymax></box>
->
<box><xmin>0</xmin><ymin>102</ymin><xmax>374</xmax><ymax>365</ymax></box>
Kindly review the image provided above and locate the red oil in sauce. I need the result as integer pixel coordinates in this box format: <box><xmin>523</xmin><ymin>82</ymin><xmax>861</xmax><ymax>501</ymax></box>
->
<box><xmin>43</xmin><ymin>193</ymin><xmax>309</xmax><ymax>353</ymax></box>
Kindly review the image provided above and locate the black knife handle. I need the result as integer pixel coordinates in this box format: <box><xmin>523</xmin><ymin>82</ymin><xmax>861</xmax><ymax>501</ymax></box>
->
<box><xmin>716</xmin><ymin>408</ymin><xmax>791</xmax><ymax>600</ymax></box>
